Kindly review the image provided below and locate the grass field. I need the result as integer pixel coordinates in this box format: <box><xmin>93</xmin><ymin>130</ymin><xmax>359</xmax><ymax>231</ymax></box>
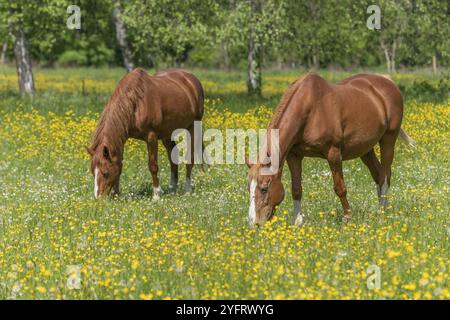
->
<box><xmin>0</xmin><ymin>67</ymin><xmax>448</xmax><ymax>299</ymax></box>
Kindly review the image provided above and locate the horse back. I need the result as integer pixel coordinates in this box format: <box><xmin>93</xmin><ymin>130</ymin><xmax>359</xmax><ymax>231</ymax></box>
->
<box><xmin>133</xmin><ymin>69</ymin><xmax>204</xmax><ymax>139</ymax></box>
<box><xmin>154</xmin><ymin>69</ymin><xmax>204</xmax><ymax>119</ymax></box>
<box><xmin>337</xmin><ymin>74</ymin><xmax>404</xmax><ymax>131</ymax></box>
<box><xmin>292</xmin><ymin>73</ymin><xmax>404</xmax><ymax>159</ymax></box>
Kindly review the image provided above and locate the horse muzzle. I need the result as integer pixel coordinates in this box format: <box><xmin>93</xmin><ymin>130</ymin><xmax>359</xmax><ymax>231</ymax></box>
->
<box><xmin>250</xmin><ymin>206</ymin><xmax>274</xmax><ymax>227</ymax></box>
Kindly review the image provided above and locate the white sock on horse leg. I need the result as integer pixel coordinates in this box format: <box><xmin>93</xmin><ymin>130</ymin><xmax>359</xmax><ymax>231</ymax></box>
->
<box><xmin>153</xmin><ymin>185</ymin><xmax>162</xmax><ymax>200</ymax></box>
<box><xmin>184</xmin><ymin>178</ymin><xmax>192</xmax><ymax>193</ymax></box>
<box><xmin>378</xmin><ymin>177</ymin><xmax>389</xmax><ymax>208</ymax></box>
<box><xmin>293</xmin><ymin>200</ymin><xmax>304</xmax><ymax>226</ymax></box>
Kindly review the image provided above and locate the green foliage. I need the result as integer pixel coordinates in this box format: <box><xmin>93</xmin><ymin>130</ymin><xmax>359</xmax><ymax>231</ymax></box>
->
<box><xmin>0</xmin><ymin>0</ymin><xmax>448</xmax><ymax>69</ymax></box>
<box><xmin>56</xmin><ymin>45</ymin><xmax>113</xmax><ymax>67</ymax></box>
<box><xmin>57</xmin><ymin>50</ymin><xmax>88</xmax><ymax>66</ymax></box>
<box><xmin>188</xmin><ymin>47</ymin><xmax>221</xmax><ymax>68</ymax></box>
<box><xmin>0</xmin><ymin>0</ymin><xmax>67</xmax><ymax>61</ymax></box>
<box><xmin>122</xmin><ymin>0</ymin><xmax>219</xmax><ymax>66</ymax></box>
<box><xmin>410</xmin><ymin>0</ymin><xmax>450</xmax><ymax>67</ymax></box>
<box><xmin>399</xmin><ymin>78</ymin><xmax>450</xmax><ymax>102</ymax></box>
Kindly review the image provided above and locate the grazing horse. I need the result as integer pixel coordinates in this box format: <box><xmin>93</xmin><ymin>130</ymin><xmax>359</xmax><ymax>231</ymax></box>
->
<box><xmin>247</xmin><ymin>73</ymin><xmax>414</xmax><ymax>226</ymax></box>
<box><xmin>87</xmin><ymin>68</ymin><xmax>204</xmax><ymax>199</ymax></box>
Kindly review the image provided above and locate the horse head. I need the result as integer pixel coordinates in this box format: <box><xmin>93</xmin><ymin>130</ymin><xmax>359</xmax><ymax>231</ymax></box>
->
<box><xmin>246</xmin><ymin>158</ymin><xmax>285</xmax><ymax>227</ymax></box>
<box><xmin>87</xmin><ymin>144</ymin><xmax>122</xmax><ymax>198</ymax></box>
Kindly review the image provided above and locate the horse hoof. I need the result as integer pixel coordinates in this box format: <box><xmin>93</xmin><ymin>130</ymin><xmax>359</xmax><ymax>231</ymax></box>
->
<box><xmin>342</xmin><ymin>215</ymin><xmax>351</xmax><ymax>223</ymax></box>
<box><xmin>152</xmin><ymin>186</ymin><xmax>162</xmax><ymax>201</ymax></box>
<box><xmin>294</xmin><ymin>214</ymin><xmax>304</xmax><ymax>227</ymax></box>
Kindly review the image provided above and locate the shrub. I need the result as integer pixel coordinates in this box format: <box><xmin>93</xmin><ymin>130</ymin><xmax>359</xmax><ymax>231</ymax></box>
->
<box><xmin>57</xmin><ymin>50</ymin><xmax>88</xmax><ymax>67</ymax></box>
<box><xmin>399</xmin><ymin>78</ymin><xmax>449</xmax><ymax>102</ymax></box>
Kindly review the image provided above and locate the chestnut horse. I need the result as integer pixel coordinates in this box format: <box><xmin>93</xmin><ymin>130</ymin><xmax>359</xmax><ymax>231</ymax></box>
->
<box><xmin>87</xmin><ymin>68</ymin><xmax>204</xmax><ymax>199</ymax></box>
<box><xmin>247</xmin><ymin>73</ymin><xmax>414</xmax><ymax>226</ymax></box>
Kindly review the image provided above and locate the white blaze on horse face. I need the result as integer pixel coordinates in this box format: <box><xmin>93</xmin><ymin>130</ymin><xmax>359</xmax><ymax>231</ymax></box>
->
<box><xmin>94</xmin><ymin>167</ymin><xmax>99</xmax><ymax>199</ymax></box>
<box><xmin>249</xmin><ymin>179</ymin><xmax>257</xmax><ymax>226</ymax></box>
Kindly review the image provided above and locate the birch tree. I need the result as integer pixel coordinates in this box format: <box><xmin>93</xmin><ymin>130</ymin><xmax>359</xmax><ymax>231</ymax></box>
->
<box><xmin>112</xmin><ymin>0</ymin><xmax>134</xmax><ymax>71</ymax></box>
<box><xmin>123</xmin><ymin>0</ymin><xmax>217</xmax><ymax>67</ymax></box>
<box><xmin>414</xmin><ymin>0</ymin><xmax>449</xmax><ymax>74</ymax></box>
<box><xmin>247</xmin><ymin>0</ymin><xmax>262</xmax><ymax>96</ymax></box>
<box><xmin>3</xmin><ymin>3</ymin><xmax>36</xmax><ymax>96</ymax></box>
<box><xmin>13</xmin><ymin>26</ymin><xmax>35</xmax><ymax>96</ymax></box>
<box><xmin>0</xmin><ymin>0</ymin><xmax>66</xmax><ymax>96</ymax></box>
<box><xmin>216</xmin><ymin>0</ymin><xmax>287</xmax><ymax>96</ymax></box>
<box><xmin>377</xmin><ymin>0</ymin><xmax>412</xmax><ymax>73</ymax></box>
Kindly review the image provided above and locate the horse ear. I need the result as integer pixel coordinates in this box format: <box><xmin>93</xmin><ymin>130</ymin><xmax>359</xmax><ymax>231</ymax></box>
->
<box><xmin>245</xmin><ymin>155</ymin><xmax>251</xmax><ymax>168</ymax></box>
<box><xmin>86</xmin><ymin>146</ymin><xmax>93</xmax><ymax>157</ymax></box>
<box><xmin>276</xmin><ymin>168</ymin><xmax>283</xmax><ymax>178</ymax></box>
<box><xmin>103</xmin><ymin>145</ymin><xmax>111</xmax><ymax>161</ymax></box>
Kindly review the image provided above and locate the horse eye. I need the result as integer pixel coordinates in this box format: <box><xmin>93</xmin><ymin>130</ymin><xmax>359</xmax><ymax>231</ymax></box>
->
<box><xmin>261</xmin><ymin>186</ymin><xmax>268</xmax><ymax>194</ymax></box>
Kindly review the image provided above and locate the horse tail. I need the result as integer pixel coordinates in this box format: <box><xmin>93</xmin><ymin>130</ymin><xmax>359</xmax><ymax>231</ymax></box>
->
<box><xmin>199</xmin><ymin>142</ymin><xmax>210</xmax><ymax>172</ymax></box>
<box><xmin>195</xmin><ymin>80</ymin><xmax>206</xmax><ymax>171</ymax></box>
<box><xmin>195</xmin><ymin>76</ymin><xmax>205</xmax><ymax>120</ymax></box>
<box><xmin>398</xmin><ymin>127</ymin><xmax>416</xmax><ymax>148</ymax></box>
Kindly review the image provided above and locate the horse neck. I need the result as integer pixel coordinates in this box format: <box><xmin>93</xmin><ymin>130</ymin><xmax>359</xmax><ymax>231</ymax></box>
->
<box><xmin>106</xmin><ymin>121</ymin><xmax>128</xmax><ymax>159</ymax></box>
<box><xmin>264</xmin><ymin>78</ymin><xmax>307</xmax><ymax>167</ymax></box>
<box><xmin>95</xmin><ymin>115</ymin><xmax>129</xmax><ymax>161</ymax></box>
<box><xmin>266</xmin><ymin>110</ymin><xmax>301</xmax><ymax>167</ymax></box>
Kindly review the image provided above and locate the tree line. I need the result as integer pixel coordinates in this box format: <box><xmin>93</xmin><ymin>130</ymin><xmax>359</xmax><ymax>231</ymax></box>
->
<box><xmin>0</xmin><ymin>0</ymin><xmax>448</xmax><ymax>97</ymax></box>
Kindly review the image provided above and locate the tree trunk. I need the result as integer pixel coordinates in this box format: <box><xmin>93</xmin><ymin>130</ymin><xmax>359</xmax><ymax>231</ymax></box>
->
<box><xmin>112</xmin><ymin>0</ymin><xmax>135</xmax><ymax>72</ymax></box>
<box><xmin>312</xmin><ymin>51</ymin><xmax>319</xmax><ymax>70</ymax></box>
<box><xmin>432</xmin><ymin>53</ymin><xmax>437</xmax><ymax>74</ymax></box>
<box><xmin>247</xmin><ymin>0</ymin><xmax>262</xmax><ymax>96</ymax></box>
<box><xmin>391</xmin><ymin>41</ymin><xmax>397</xmax><ymax>73</ymax></box>
<box><xmin>13</xmin><ymin>27</ymin><xmax>35</xmax><ymax>97</ymax></box>
<box><xmin>383</xmin><ymin>47</ymin><xmax>391</xmax><ymax>73</ymax></box>
<box><xmin>0</xmin><ymin>42</ymin><xmax>7</xmax><ymax>64</ymax></box>
<box><xmin>381</xmin><ymin>41</ymin><xmax>397</xmax><ymax>73</ymax></box>
<box><xmin>220</xmin><ymin>41</ymin><xmax>230</xmax><ymax>71</ymax></box>
<box><xmin>247</xmin><ymin>34</ymin><xmax>262</xmax><ymax>96</ymax></box>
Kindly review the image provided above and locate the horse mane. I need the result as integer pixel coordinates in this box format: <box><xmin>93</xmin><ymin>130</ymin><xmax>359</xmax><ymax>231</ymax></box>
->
<box><xmin>268</xmin><ymin>74</ymin><xmax>308</xmax><ymax>130</ymax></box>
<box><xmin>257</xmin><ymin>74</ymin><xmax>310</xmax><ymax>163</ymax></box>
<box><xmin>89</xmin><ymin>68</ymin><xmax>149</xmax><ymax>154</ymax></box>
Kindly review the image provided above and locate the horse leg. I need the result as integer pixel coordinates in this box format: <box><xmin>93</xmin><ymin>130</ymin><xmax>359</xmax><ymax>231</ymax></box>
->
<box><xmin>112</xmin><ymin>180</ymin><xmax>120</xmax><ymax>197</ymax></box>
<box><xmin>378</xmin><ymin>132</ymin><xmax>397</xmax><ymax>209</ymax></box>
<box><xmin>327</xmin><ymin>146</ymin><xmax>352</xmax><ymax>222</ymax></box>
<box><xmin>147</xmin><ymin>132</ymin><xmax>162</xmax><ymax>200</ymax></box>
<box><xmin>163</xmin><ymin>139</ymin><xmax>178</xmax><ymax>192</ymax></box>
<box><xmin>287</xmin><ymin>152</ymin><xmax>304</xmax><ymax>226</ymax></box>
<box><xmin>360</xmin><ymin>148</ymin><xmax>382</xmax><ymax>198</ymax></box>
<box><xmin>184</xmin><ymin>125</ymin><xmax>195</xmax><ymax>193</ymax></box>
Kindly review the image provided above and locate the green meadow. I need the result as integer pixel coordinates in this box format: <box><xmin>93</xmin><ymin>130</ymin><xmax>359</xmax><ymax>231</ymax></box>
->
<box><xmin>0</xmin><ymin>67</ymin><xmax>448</xmax><ymax>299</ymax></box>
